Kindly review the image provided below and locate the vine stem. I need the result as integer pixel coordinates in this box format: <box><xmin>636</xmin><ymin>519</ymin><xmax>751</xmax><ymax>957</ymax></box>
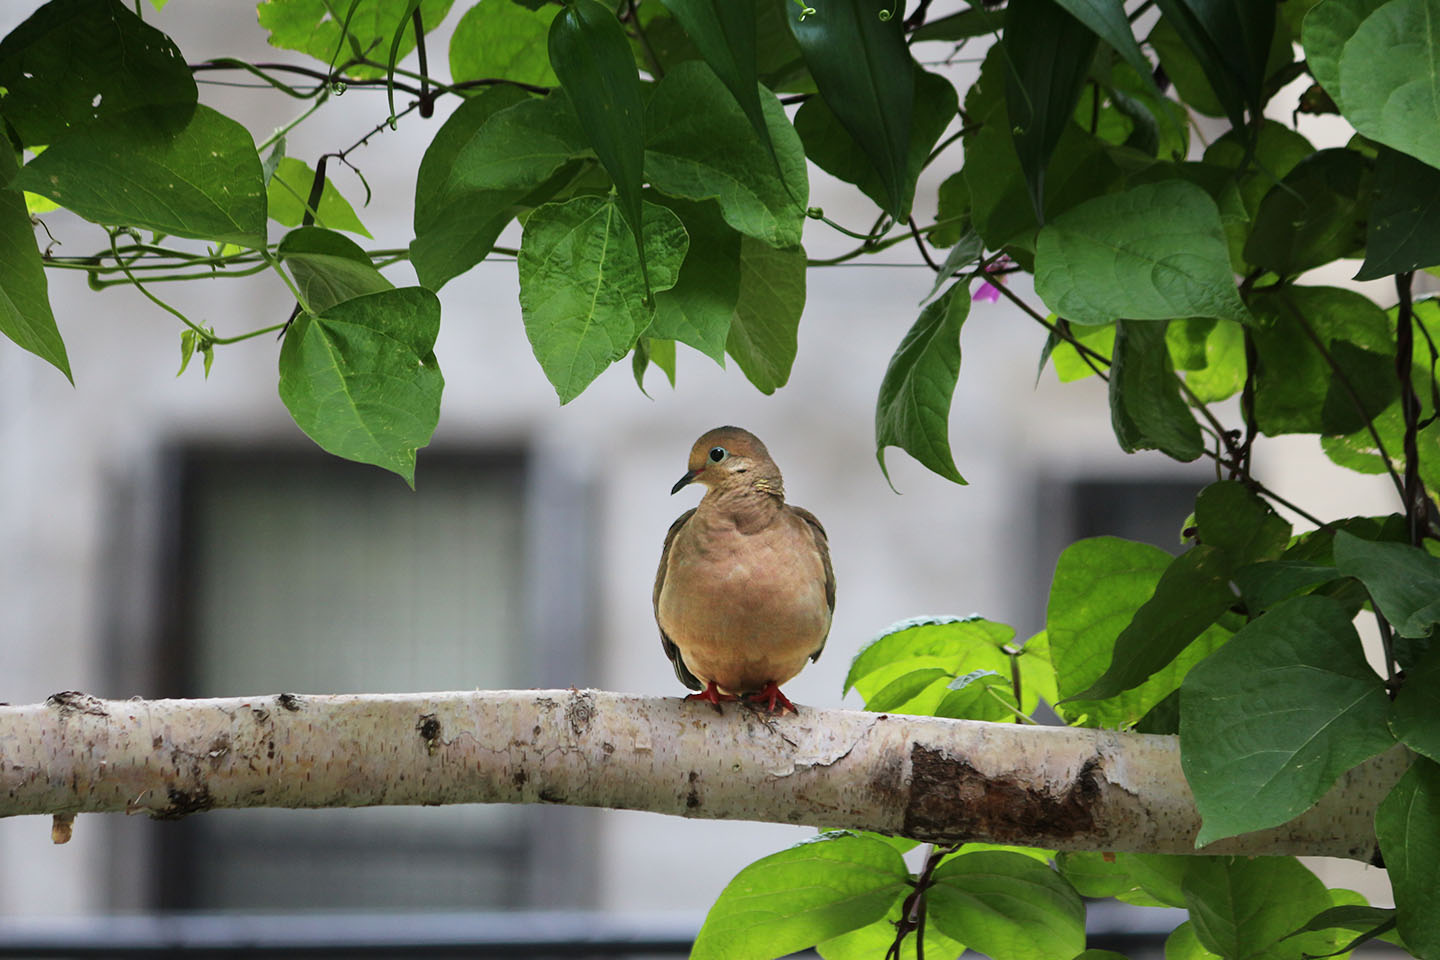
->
<box><xmin>987</xmin><ymin>280</ymin><xmax>1112</xmax><ymax>380</ymax></box>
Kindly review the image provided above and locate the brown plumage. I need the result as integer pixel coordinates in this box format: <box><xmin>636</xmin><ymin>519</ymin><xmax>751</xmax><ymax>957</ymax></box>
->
<box><xmin>653</xmin><ymin>426</ymin><xmax>835</xmax><ymax>713</ymax></box>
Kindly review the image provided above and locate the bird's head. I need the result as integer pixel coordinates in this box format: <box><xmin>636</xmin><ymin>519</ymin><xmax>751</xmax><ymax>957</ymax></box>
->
<box><xmin>671</xmin><ymin>426</ymin><xmax>782</xmax><ymax>497</ymax></box>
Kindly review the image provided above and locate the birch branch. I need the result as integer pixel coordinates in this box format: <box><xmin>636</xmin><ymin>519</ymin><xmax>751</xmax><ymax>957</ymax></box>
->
<box><xmin>0</xmin><ymin>688</ymin><xmax>1404</xmax><ymax>860</ymax></box>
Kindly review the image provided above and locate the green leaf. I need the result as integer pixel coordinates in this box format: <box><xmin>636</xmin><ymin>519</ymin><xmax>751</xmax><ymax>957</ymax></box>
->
<box><xmin>787</xmin><ymin>0</ymin><xmax>914</xmax><ymax>219</ymax></box>
<box><xmin>1301</xmin><ymin>0</ymin><xmax>1384</xmax><ymax>112</ymax></box>
<box><xmin>725</xmin><ymin>237</ymin><xmax>805</xmax><ymax>394</ymax></box>
<box><xmin>277</xmin><ymin>287</ymin><xmax>444</xmax><ymax>486</ymax></box>
<box><xmin>928</xmin><ymin>851</ymin><xmax>1085</xmax><ymax>960</ymax></box>
<box><xmin>1003</xmin><ymin>0</ymin><xmax>1100</xmax><ymax>219</ymax></box>
<box><xmin>14</xmin><ymin>104</ymin><xmax>266</xmax><ymax>248</ymax></box>
<box><xmin>1050</xmin><ymin>321</ymin><xmax>1114</xmax><ymax>382</ymax></box>
<box><xmin>1248</xmin><ymin>284</ymin><xmax>1396</xmax><ymax>436</ymax></box>
<box><xmin>691</xmin><ymin>832</ymin><xmax>912</xmax><ymax>960</ymax></box>
<box><xmin>1151</xmin><ymin>0</ymin><xmax>1276</xmax><ymax>137</ymax></box>
<box><xmin>865</xmin><ymin>668</ymin><xmax>952</xmax><ymax>713</ymax></box>
<box><xmin>548</xmin><ymin>0</ymin><xmax>650</xmax><ymax>293</ymax></box>
<box><xmin>934</xmin><ymin>671</ymin><xmax>1021</xmax><ymax>723</ymax></box>
<box><xmin>278</xmin><ymin>227</ymin><xmax>392</xmax><ymax>314</ymax></box>
<box><xmin>631</xmin><ymin>336</ymin><xmax>676</xmax><ymax>394</ymax></box>
<box><xmin>409</xmin><ymin>88</ymin><xmax>589</xmax><ymax>290</ymax></box>
<box><xmin>1047</xmin><ymin>537</ymin><xmax>1232</xmax><ymax>727</ymax></box>
<box><xmin>1392</xmin><ymin>648</ymin><xmax>1440</xmax><ymax>763</ymax></box>
<box><xmin>1286</xmin><ymin>904</ymin><xmax>1398</xmax><ymax>941</ymax></box>
<box><xmin>1034</xmin><ymin>181</ymin><xmax>1252</xmax><ymax>327</ymax></box>
<box><xmin>1147</xmin><ymin>16</ymin><xmax>1226</xmax><ymax>118</ymax></box>
<box><xmin>846</xmin><ymin>616</ymin><xmax>1015</xmax><ymax>696</ymax></box>
<box><xmin>1183</xmin><ymin>318</ymin><xmax>1246</xmax><ymax>402</ymax></box>
<box><xmin>647</xmin><ymin>197</ymin><xmax>739</xmax><ymax>364</ymax></box>
<box><xmin>1336</xmin><ymin>0</ymin><xmax>1440</xmax><ymax>170</ymax></box>
<box><xmin>1180</xmin><ymin>595</ymin><xmax>1395</xmax><ymax>846</ymax></box>
<box><xmin>644</xmin><ymin>60</ymin><xmax>806</xmax><ymax>247</ymax></box>
<box><xmin>875</xmin><ymin>283</ymin><xmax>968</xmax><ymax>487</ymax></box>
<box><xmin>1165</xmin><ymin>922</ymin><xmax>1220</xmax><ymax>960</ymax></box>
<box><xmin>1194</xmin><ymin>481</ymin><xmax>1292</xmax><ymax>569</ymax></box>
<box><xmin>518</xmin><ymin>196</ymin><xmax>687</xmax><ymax>403</ymax></box>
<box><xmin>0</xmin><ymin>147</ymin><xmax>71</xmax><ymax>383</ymax></box>
<box><xmin>449</xmin><ymin>0</ymin><xmax>558</xmax><ymax>88</ymax></box>
<box><xmin>266</xmin><ymin>157</ymin><xmax>371</xmax><ymax>238</ymax></box>
<box><xmin>1056</xmin><ymin>852</ymin><xmax>1187</xmax><ymax>906</ymax></box>
<box><xmin>1182</xmin><ymin>857</ymin><xmax>1330</xmax><ymax>960</ymax></box>
<box><xmin>0</xmin><ymin>0</ymin><xmax>197</xmax><ymax>147</ymax></box>
<box><xmin>817</xmin><ymin>895</ymin><xmax>966</xmax><ymax>960</ymax></box>
<box><xmin>256</xmin><ymin>0</ymin><xmax>454</xmax><ymax>79</ymax></box>
<box><xmin>794</xmin><ymin>68</ymin><xmax>956</xmax><ymax>223</ymax></box>
<box><xmin>657</xmin><ymin>0</ymin><xmax>777</xmax><ymax>172</ymax></box>
<box><xmin>1244</xmin><ymin>148</ymin><xmax>1372</xmax><ymax>275</ymax></box>
<box><xmin>1375</xmin><ymin>757</ymin><xmax>1440</xmax><ymax>958</ymax></box>
<box><xmin>1069</xmin><ymin>545</ymin><xmax>1236</xmax><ymax>701</ymax></box>
<box><xmin>1053</xmin><ymin>0</ymin><xmax>1156</xmax><ymax>93</ymax></box>
<box><xmin>1333</xmin><ymin>531</ymin><xmax>1440</xmax><ymax>637</ymax></box>
<box><xmin>1356</xmin><ymin>145</ymin><xmax>1440</xmax><ymax>279</ymax></box>
<box><xmin>911</xmin><ymin>7</ymin><xmax>1003</xmax><ymax>42</ymax></box>
<box><xmin>1109</xmin><ymin>320</ymin><xmax>1204</xmax><ymax>461</ymax></box>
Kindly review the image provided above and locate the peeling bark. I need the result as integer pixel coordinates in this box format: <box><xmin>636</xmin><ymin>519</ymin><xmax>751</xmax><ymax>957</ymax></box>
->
<box><xmin>0</xmin><ymin>689</ymin><xmax>1405</xmax><ymax>859</ymax></box>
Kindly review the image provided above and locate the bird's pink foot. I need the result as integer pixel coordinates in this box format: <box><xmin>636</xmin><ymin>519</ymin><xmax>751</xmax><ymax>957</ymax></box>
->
<box><xmin>685</xmin><ymin>681</ymin><xmax>739</xmax><ymax>712</ymax></box>
<box><xmin>745</xmin><ymin>682</ymin><xmax>797</xmax><ymax>714</ymax></box>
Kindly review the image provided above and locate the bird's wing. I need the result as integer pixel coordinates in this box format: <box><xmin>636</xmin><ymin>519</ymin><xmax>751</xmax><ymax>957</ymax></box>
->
<box><xmin>788</xmin><ymin>505</ymin><xmax>835</xmax><ymax>663</ymax></box>
<box><xmin>654</xmin><ymin>507</ymin><xmax>702</xmax><ymax>690</ymax></box>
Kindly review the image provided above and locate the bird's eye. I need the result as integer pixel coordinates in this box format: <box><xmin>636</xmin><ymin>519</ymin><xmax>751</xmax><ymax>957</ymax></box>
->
<box><xmin>708</xmin><ymin>446</ymin><xmax>727</xmax><ymax>463</ymax></box>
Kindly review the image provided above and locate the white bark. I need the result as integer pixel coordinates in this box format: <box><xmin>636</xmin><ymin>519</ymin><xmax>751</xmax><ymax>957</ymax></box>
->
<box><xmin>0</xmin><ymin>688</ymin><xmax>1404</xmax><ymax>860</ymax></box>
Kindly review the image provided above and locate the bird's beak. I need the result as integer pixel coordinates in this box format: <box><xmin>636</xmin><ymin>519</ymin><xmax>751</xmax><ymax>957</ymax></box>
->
<box><xmin>671</xmin><ymin>469</ymin><xmax>701</xmax><ymax>495</ymax></box>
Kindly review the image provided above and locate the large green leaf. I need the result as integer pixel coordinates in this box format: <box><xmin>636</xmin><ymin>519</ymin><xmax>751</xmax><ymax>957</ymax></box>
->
<box><xmin>1003</xmin><ymin>0</ymin><xmax>1100</xmax><ymax>220</ymax></box>
<box><xmin>1054</xmin><ymin>0</ymin><xmax>1155</xmax><ymax>92</ymax></box>
<box><xmin>644</xmin><ymin>60</ymin><xmax>806</xmax><ymax>248</ymax></box>
<box><xmin>14</xmin><ymin>104</ymin><xmax>266</xmax><ymax>247</ymax></box>
<box><xmin>449</xmin><ymin>0</ymin><xmax>558</xmax><ymax>88</ymax></box>
<box><xmin>1244</xmin><ymin>148</ymin><xmax>1372</xmax><ymax>276</ymax></box>
<box><xmin>787</xmin><ymin>0</ymin><xmax>914</xmax><ymax>219</ymax></box>
<box><xmin>1392</xmin><ymin>648</ymin><xmax>1440</xmax><ymax>763</ymax></box>
<box><xmin>548</xmin><ymin>0</ymin><xmax>650</xmax><ymax>292</ymax></box>
<box><xmin>725</xmin><ymin>238</ymin><xmax>805</xmax><ymax>394</ymax></box>
<box><xmin>267</xmin><ymin>157</ymin><xmax>371</xmax><ymax>238</ymax></box>
<box><xmin>1069</xmin><ymin>545</ymin><xmax>1235</xmax><ymax>701</ymax></box>
<box><xmin>278</xmin><ymin>227</ymin><xmax>392</xmax><ymax>315</ymax></box>
<box><xmin>1375</xmin><ymin>758</ymin><xmax>1440</xmax><ymax>958</ymax></box>
<box><xmin>1248</xmin><ymin>285</ymin><xmax>1396</xmax><ymax>436</ymax></box>
<box><xmin>817</xmin><ymin>895</ymin><xmax>966</xmax><ymax>960</ymax></box>
<box><xmin>1109</xmin><ymin>320</ymin><xmax>1204</xmax><ymax>461</ymax></box>
<box><xmin>657</xmin><ymin>0</ymin><xmax>775</xmax><ymax>169</ymax></box>
<box><xmin>0</xmin><ymin>147</ymin><xmax>71</xmax><ymax>383</ymax></box>
<box><xmin>1301</xmin><ymin>0</ymin><xmax>1386</xmax><ymax>112</ymax></box>
<box><xmin>1333</xmin><ymin>531</ymin><xmax>1440</xmax><ymax>637</ymax></box>
<box><xmin>845</xmin><ymin>616</ymin><xmax>1016</xmax><ymax>696</ymax></box>
<box><xmin>794</xmin><ymin>68</ymin><xmax>956</xmax><ymax>223</ymax></box>
<box><xmin>409</xmin><ymin>88</ymin><xmax>588</xmax><ymax>290</ymax></box>
<box><xmin>1337</xmin><ymin>0</ymin><xmax>1440</xmax><ymax>170</ymax></box>
<box><xmin>0</xmin><ymin>0</ymin><xmax>196</xmax><ymax>147</ymax></box>
<box><xmin>647</xmin><ymin>197</ymin><xmax>739</xmax><ymax>365</ymax></box>
<box><xmin>1194</xmin><ymin>480</ymin><xmax>1292</xmax><ymax>569</ymax></box>
<box><xmin>691</xmin><ymin>832</ymin><xmax>912</xmax><ymax>960</ymax></box>
<box><xmin>256</xmin><ymin>0</ymin><xmax>454</xmax><ymax>79</ymax></box>
<box><xmin>928</xmin><ymin>852</ymin><xmax>1085</xmax><ymax>960</ymax></box>
<box><xmin>1182</xmin><ymin>857</ymin><xmax>1330</xmax><ymax>960</ymax></box>
<box><xmin>874</xmin><ymin>283</ymin><xmax>968</xmax><ymax>487</ymax></box>
<box><xmin>277</xmin><ymin>287</ymin><xmax>444</xmax><ymax>486</ymax></box>
<box><xmin>518</xmin><ymin>196</ymin><xmax>687</xmax><ymax>403</ymax></box>
<box><xmin>1356</xmin><ymin>146</ymin><xmax>1440</xmax><ymax>279</ymax></box>
<box><xmin>1034</xmin><ymin>181</ymin><xmax>1252</xmax><ymax>326</ymax></box>
<box><xmin>1180</xmin><ymin>595</ymin><xmax>1395</xmax><ymax>846</ymax></box>
<box><xmin>1152</xmin><ymin>0</ymin><xmax>1277</xmax><ymax>137</ymax></box>
<box><xmin>1047</xmin><ymin>537</ymin><xmax>1231</xmax><ymax>727</ymax></box>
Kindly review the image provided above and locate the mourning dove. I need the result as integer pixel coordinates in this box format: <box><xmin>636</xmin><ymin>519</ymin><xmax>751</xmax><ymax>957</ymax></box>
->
<box><xmin>653</xmin><ymin>426</ymin><xmax>835</xmax><ymax>714</ymax></box>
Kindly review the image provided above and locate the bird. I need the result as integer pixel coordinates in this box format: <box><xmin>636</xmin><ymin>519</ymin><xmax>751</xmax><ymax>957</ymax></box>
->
<box><xmin>653</xmin><ymin>426</ymin><xmax>835</xmax><ymax>714</ymax></box>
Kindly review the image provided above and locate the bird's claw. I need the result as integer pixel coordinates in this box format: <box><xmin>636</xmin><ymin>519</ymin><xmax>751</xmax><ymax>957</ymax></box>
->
<box><xmin>745</xmin><ymin>682</ymin><xmax>797</xmax><ymax>715</ymax></box>
<box><xmin>685</xmin><ymin>681</ymin><xmax>739</xmax><ymax>713</ymax></box>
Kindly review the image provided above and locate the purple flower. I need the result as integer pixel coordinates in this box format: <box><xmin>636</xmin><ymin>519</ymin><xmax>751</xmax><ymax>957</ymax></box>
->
<box><xmin>971</xmin><ymin>255</ymin><xmax>1012</xmax><ymax>303</ymax></box>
